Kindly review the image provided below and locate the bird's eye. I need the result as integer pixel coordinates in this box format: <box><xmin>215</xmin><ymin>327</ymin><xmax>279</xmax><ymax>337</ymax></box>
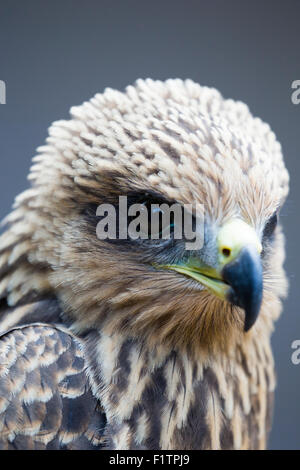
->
<box><xmin>146</xmin><ymin>203</ymin><xmax>174</xmax><ymax>239</ymax></box>
<box><xmin>263</xmin><ymin>213</ymin><xmax>278</xmax><ymax>240</ymax></box>
<box><xmin>127</xmin><ymin>199</ymin><xmax>175</xmax><ymax>240</ymax></box>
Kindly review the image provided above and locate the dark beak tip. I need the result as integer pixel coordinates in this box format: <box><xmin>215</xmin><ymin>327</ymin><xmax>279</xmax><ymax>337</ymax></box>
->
<box><xmin>222</xmin><ymin>247</ymin><xmax>263</xmax><ymax>333</ymax></box>
<box><xmin>243</xmin><ymin>294</ymin><xmax>263</xmax><ymax>332</ymax></box>
<box><xmin>243</xmin><ymin>311</ymin><xmax>259</xmax><ymax>332</ymax></box>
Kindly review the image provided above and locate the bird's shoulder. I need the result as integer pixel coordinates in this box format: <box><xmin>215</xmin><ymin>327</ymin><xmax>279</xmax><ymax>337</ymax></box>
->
<box><xmin>0</xmin><ymin>299</ymin><xmax>107</xmax><ymax>449</ymax></box>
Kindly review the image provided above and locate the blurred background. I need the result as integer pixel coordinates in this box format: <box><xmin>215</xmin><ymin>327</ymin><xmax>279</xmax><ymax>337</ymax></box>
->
<box><xmin>0</xmin><ymin>0</ymin><xmax>299</xmax><ymax>449</ymax></box>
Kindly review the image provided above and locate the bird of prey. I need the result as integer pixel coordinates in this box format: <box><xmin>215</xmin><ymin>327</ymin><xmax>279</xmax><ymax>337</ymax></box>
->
<box><xmin>0</xmin><ymin>79</ymin><xmax>289</xmax><ymax>450</ymax></box>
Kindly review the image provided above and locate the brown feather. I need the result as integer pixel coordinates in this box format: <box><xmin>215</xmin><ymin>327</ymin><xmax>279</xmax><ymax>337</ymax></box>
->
<box><xmin>0</xmin><ymin>79</ymin><xmax>289</xmax><ymax>449</ymax></box>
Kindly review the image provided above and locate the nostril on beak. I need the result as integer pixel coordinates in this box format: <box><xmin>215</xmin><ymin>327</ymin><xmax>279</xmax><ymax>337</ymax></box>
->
<box><xmin>222</xmin><ymin>247</ymin><xmax>231</xmax><ymax>257</ymax></box>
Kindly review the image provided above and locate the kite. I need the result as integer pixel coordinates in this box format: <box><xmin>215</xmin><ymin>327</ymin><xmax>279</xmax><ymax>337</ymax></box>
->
<box><xmin>0</xmin><ymin>79</ymin><xmax>289</xmax><ymax>449</ymax></box>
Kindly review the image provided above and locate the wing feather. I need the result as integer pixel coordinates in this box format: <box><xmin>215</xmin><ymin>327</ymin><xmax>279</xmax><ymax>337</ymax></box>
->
<box><xmin>0</xmin><ymin>323</ymin><xmax>106</xmax><ymax>449</ymax></box>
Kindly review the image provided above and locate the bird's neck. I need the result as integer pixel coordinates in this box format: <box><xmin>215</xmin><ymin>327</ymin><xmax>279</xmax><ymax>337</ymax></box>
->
<box><xmin>83</xmin><ymin>327</ymin><xmax>274</xmax><ymax>450</ymax></box>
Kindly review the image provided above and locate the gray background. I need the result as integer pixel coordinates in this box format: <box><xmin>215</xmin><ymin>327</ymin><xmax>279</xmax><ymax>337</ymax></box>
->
<box><xmin>0</xmin><ymin>0</ymin><xmax>299</xmax><ymax>449</ymax></box>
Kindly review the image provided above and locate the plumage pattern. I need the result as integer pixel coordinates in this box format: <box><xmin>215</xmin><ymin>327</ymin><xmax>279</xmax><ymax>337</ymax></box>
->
<box><xmin>0</xmin><ymin>79</ymin><xmax>289</xmax><ymax>449</ymax></box>
<box><xmin>84</xmin><ymin>329</ymin><xmax>274</xmax><ymax>449</ymax></box>
<box><xmin>0</xmin><ymin>302</ymin><xmax>106</xmax><ymax>449</ymax></box>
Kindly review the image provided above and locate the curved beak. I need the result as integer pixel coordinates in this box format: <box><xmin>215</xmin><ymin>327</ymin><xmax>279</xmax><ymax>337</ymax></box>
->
<box><xmin>158</xmin><ymin>219</ymin><xmax>263</xmax><ymax>332</ymax></box>
<box><xmin>221</xmin><ymin>246</ymin><xmax>263</xmax><ymax>331</ymax></box>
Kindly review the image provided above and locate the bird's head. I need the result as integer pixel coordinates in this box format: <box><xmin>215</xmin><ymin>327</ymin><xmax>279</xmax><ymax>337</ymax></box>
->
<box><xmin>0</xmin><ymin>79</ymin><xmax>289</xmax><ymax>352</ymax></box>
